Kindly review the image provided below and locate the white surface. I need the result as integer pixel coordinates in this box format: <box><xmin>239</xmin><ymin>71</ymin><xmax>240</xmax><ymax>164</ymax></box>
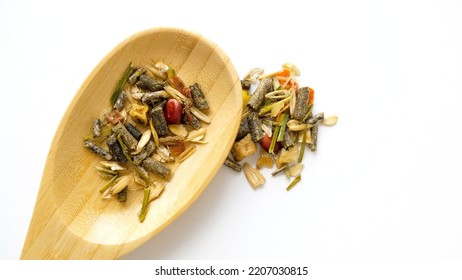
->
<box><xmin>1</xmin><ymin>0</ymin><xmax>462</xmax><ymax>260</ymax></box>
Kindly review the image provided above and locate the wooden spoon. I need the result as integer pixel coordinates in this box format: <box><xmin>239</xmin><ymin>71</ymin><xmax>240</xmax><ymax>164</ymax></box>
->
<box><xmin>21</xmin><ymin>27</ymin><xmax>242</xmax><ymax>259</ymax></box>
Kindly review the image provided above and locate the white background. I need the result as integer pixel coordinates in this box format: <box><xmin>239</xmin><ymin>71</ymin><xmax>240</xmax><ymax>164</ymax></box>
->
<box><xmin>1</xmin><ymin>0</ymin><xmax>462</xmax><ymax>264</ymax></box>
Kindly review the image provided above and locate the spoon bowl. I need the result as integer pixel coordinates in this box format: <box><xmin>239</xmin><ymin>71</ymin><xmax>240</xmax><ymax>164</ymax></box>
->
<box><xmin>21</xmin><ymin>27</ymin><xmax>242</xmax><ymax>259</ymax></box>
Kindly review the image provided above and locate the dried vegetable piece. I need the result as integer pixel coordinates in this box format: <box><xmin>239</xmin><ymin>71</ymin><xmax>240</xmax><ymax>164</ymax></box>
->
<box><xmin>224</xmin><ymin>63</ymin><xmax>337</xmax><ymax>191</ymax></box>
<box><xmin>83</xmin><ymin>140</ymin><xmax>112</xmax><ymax>160</ymax></box>
<box><xmin>231</xmin><ymin>134</ymin><xmax>257</xmax><ymax>162</ymax></box>
<box><xmin>248</xmin><ymin>78</ymin><xmax>273</xmax><ymax>110</ymax></box>
<box><xmin>189</xmin><ymin>83</ymin><xmax>209</xmax><ymax>110</ymax></box>
<box><xmin>83</xmin><ymin>62</ymin><xmax>211</xmax><ymax>222</ymax></box>
<box><xmin>106</xmin><ymin>134</ymin><xmax>127</xmax><ymax>163</ymax></box>
<box><xmin>142</xmin><ymin>158</ymin><xmax>171</xmax><ymax>178</ymax></box>
<box><xmin>150</xmin><ymin>106</ymin><xmax>169</xmax><ymax>137</ymax></box>
<box><xmin>124</xmin><ymin>123</ymin><xmax>143</xmax><ymax>140</ymax></box>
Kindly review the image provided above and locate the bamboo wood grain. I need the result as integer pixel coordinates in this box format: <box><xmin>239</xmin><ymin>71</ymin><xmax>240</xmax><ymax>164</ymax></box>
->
<box><xmin>21</xmin><ymin>27</ymin><xmax>242</xmax><ymax>259</ymax></box>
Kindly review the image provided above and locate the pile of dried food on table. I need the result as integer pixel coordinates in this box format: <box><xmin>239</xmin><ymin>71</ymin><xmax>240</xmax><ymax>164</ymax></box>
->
<box><xmin>224</xmin><ymin>63</ymin><xmax>338</xmax><ymax>190</ymax></box>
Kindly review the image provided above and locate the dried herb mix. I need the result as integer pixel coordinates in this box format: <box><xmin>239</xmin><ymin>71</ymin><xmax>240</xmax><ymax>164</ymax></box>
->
<box><xmin>83</xmin><ymin>62</ymin><xmax>210</xmax><ymax>222</ymax></box>
<box><xmin>225</xmin><ymin>63</ymin><xmax>338</xmax><ymax>190</ymax></box>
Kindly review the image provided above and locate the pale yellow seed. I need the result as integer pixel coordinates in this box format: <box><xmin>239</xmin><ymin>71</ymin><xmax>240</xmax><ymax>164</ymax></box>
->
<box><xmin>169</xmin><ymin>124</ymin><xmax>188</xmax><ymax>138</ymax></box>
<box><xmin>187</xmin><ymin>128</ymin><xmax>206</xmax><ymax>142</ymax></box>
<box><xmin>111</xmin><ymin>175</ymin><xmax>131</xmax><ymax>195</ymax></box>
<box><xmin>149</xmin><ymin>183</ymin><xmax>166</xmax><ymax>202</ymax></box>
<box><xmin>135</xmin><ymin>129</ymin><xmax>152</xmax><ymax>152</ymax></box>
<box><xmin>243</xmin><ymin>162</ymin><xmax>266</xmax><ymax>189</ymax></box>
<box><xmin>178</xmin><ymin>145</ymin><xmax>197</xmax><ymax>163</ymax></box>
<box><xmin>321</xmin><ymin>115</ymin><xmax>338</xmax><ymax>127</ymax></box>
<box><xmin>190</xmin><ymin>107</ymin><xmax>211</xmax><ymax>123</ymax></box>
<box><xmin>287</xmin><ymin>163</ymin><xmax>304</xmax><ymax>177</ymax></box>
<box><xmin>282</xmin><ymin>62</ymin><xmax>301</xmax><ymax>76</ymax></box>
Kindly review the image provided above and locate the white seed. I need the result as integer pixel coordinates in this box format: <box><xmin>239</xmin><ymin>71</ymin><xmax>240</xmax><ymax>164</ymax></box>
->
<box><xmin>164</xmin><ymin>85</ymin><xmax>189</xmax><ymax>103</ymax></box>
<box><xmin>151</xmin><ymin>153</ymin><xmax>166</xmax><ymax>163</ymax></box>
<box><xmin>243</xmin><ymin>68</ymin><xmax>264</xmax><ymax>83</ymax></box>
<box><xmin>270</xmin><ymin>100</ymin><xmax>285</xmax><ymax>117</ymax></box>
<box><xmin>289</xmin><ymin>89</ymin><xmax>296</xmax><ymax>117</ymax></box>
<box><xmin>178</xmin><ymin>145</ymin><xmax>197</xmax><ymax>163</ymax></box>
<box><xmin>190</xmin><ymin>106</ymin><xmax>211</xmax><ymax>123</ymax></box>
<box><xmin>261</xmin><ymin>123</ymin><xmax>272</xmax><ymax>138</ymax></box>
<box><xmin>186</xmin><ymin>128</ymin><xmax>206</xmax><ymax>142</ymax></box>
<box><xmin>99</xmin><ymin>161</ymin><xmax>126</xmax><ymax>171</ymax></box>
<box><xmin>135</xmin><ymin>129</ymin><xmax>152</xmax><ymax>152</ymax></box>
<box><xmin>149</xmin><ymin>183</ymin><xmax>166</xmax><ymax>202</ymax></box>
<box><xmin>282</xmin><ymin>62</ymin><xmax>301</xmax><ymax>76</ymax></box>
<box><xmin>287</xmin><ymin>120</ymin><xmax>312</xmax><ymax>131</ymax></box>
<box><xmin>243</xmin><ymin>162</ymin><xmax>266</xmax><ymax>190</ymax></box>
<box><xmin>265</xmin><ymin>89</ymin><xmax>289</xmax><ymax>99</ymax></box>
<box><xmin>321</xmin><ymin>115</ymin><xmax>338</xmax><ymax>127</ymax></box>
<box><xmin>145</xmin><ymin>64</ymin><xmax>167</xmax><ymax>80</ymax></box>
<box><xmin>169</xmin><ymin>124</ymin><xmax>188</xmax><ymax>137</ymax></box>
<box><xmin>157</xmin><ymin>145</ymin><xmax>174</xmax><ymax>162</ymax></box>
<box><xmin>287</xmin><ymin>163</ymin><xmax>304</xmax><ymax>177</ymax></box>
<box><xmin>111</xmin><ymin>175</ymin><xmax>131</xmax><ymax>195</ymax></box>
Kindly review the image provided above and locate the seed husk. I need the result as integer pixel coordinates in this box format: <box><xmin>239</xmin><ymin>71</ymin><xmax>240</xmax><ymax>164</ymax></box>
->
<box><xmin>83</xmin><ymin>140</ymin><xmax>112</xmax><ymax>160</ymax></box>
<box><xmin>282</xmin><ymin>62</ymin><xmax>301</xmax><ymax>76</ymax></box>
<box><xmin>95</xmin><ymin>165</ymin><xmax>118</xmax><ymax>176</ymax></box>
<box><xmin>276</xmin><ymin>145</ymin><xmax>299</xmax><ymax>168</ymax></box>
<box><xmin>168</xmin><ymin>124</ymin><xmax>188</xmax><ymax>137</ymax></box>
<box><xmin>178</xmin><ymin>144</ymin><xmax>197</xmax><ymax>163</ymax></box>
<box><xmin>149</xmin><ymin>183</ymin><xmax>166</xmax><ymax>202</ymax></box>
<box><xmin>287</xmin><ymin>119</ymin><xmax>312</xmax><ymax>131</ymax></box>
<box><xmin>190</xmin><ymin>106</ymin><xmax>211</xmax><ymax>124</ymax></box>
<box><xmin>186</xmin><ymin>128</ymin><xmax>206</xmax><ymax>142</ymax></box>
<box><xmin>135</xmin><ymin>129</ymin><xmax>152</xmax><ymax>152</ymax></box>
<box><xmin>242</xmin><ymin>162</ymin><xmax>266</xmax><ymax>189</ymax></box>
<box><xmin>111</xmin><ymin>175</ymin><xmax>132</xmax><ymax>195</ymax></box>
<box><xmin>244</xmin><ymin>68</ymin><xmax>264</xmax><ymax>83</ymax></box>
<box><xmin>100</xmin><ymin>161</ymin><xmax>126</xmax><ymax>171</ymax></box>
<box><xmin>156</xmin><ymin>145</ymin><xmax>174</xmax><ymax>162</ymax></box>
<box><xmin>287</xmin><ymin>163</ymin><xmax>303</xmax><ymax>177</ymax></box>
<box><xmin>321</xmin><ymin>115</ymin><xmax>338</xmax><ymax>126</ymax></box>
